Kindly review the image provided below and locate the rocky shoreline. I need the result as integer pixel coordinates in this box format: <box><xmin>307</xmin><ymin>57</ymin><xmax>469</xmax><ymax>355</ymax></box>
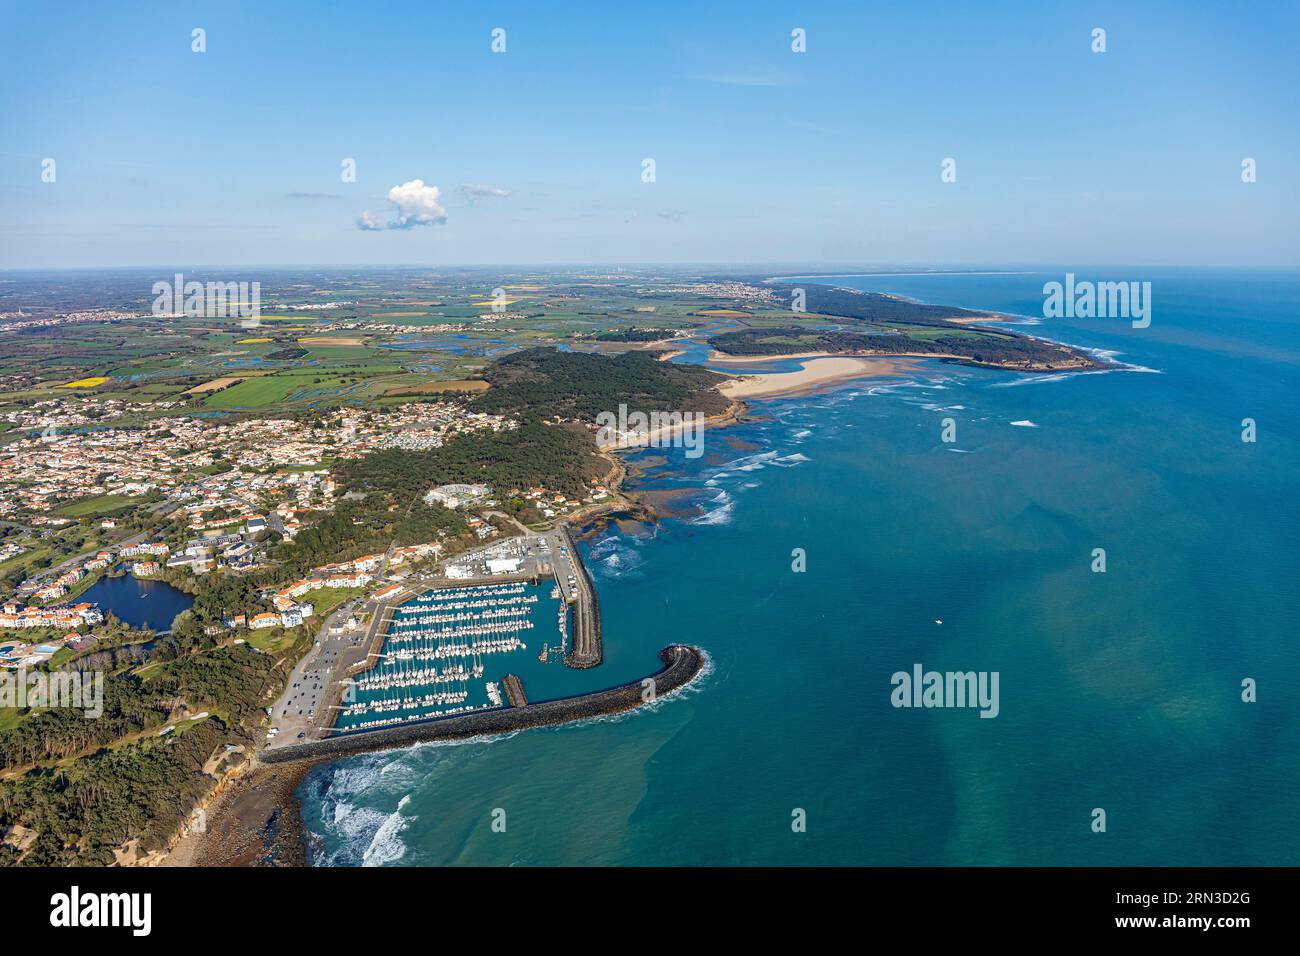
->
<box><xmin>178</xmin><ymin>761</ymin><xmax>315</xmax><ymax>867</ymax></box>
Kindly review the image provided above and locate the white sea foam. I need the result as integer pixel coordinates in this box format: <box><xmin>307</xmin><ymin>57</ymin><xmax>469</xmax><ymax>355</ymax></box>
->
<box><xmin>865</xmin><ymin>379</ymin><xmax>924</xmax><ymax>396</ymax></box>
<box><xmin>989</xmin><ymin>373</ymin><xmax>1071</xmax><ymax>388</ymax></box>
<box><xmin>732</xmin><ymin>451</ymin><xmax>780</xmax><ymax>473</ymax></box>
<box><xmin>595</xmin><ymin>541</ymin><xmax>644</xmax><ymax>578</ymax></box>
<box><xmin>361</xmin><ymin>794</ymin><xmax>413</xmax><ymax>867</ymax></box>
<box><xmin>770</xmin><ymin>452</ymin><xmax>809</xmax><ymax>466</ymax></box>
<box><xmin>1080</xmin><ymin>346</ymin><xmax>1161</xmax><ymax>375</ymax></box>
<box><xmin>692</xmin><ymin>490</ymin><xmax>734</xmax><ymax>525</ymax></box>
<box><xmin>548</xmin><ymin>647</ymin><xmax>717</xmax><ymax>734</ymax></box>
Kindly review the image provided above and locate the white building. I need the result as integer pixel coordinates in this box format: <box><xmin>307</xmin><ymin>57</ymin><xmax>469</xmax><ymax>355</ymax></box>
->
<box><xmin>423</xmin><ymin>483</ymin><xmax>491</xmax><ymax>509</ymax></box>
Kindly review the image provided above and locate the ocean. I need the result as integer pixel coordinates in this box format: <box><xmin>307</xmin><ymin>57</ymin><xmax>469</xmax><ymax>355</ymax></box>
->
<box><xmin>297</xmin><ymin>269</ymin><xmax>1300</xmax><ymax>866</ymax></box>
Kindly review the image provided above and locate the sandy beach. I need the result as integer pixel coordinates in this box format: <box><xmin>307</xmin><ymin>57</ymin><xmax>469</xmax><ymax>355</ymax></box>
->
<box><xmin>709</xmin><ymin>349</ymin><xmax>840</xmax><ymax>364</ymax></box>
<box><xmin>943</xmin><ymin>314</ymin><xmax>1007</xmax><ymax>325</ymax></box>
<box><xmin>594</xmin><ymin>398</ymin><xmax>746</xmax><ymax>452</ymax></box>
<box><xmin>717</xmin><ymin>356</ymin><xmax>918</xmax><ymax>399</ymax></box>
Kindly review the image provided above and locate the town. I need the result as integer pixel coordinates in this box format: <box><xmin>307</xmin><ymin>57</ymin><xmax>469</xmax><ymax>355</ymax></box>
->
<box><xmin>0</xmin><ymin>390</ymin><xmax>616</xmax><ymax>667</ymax></box>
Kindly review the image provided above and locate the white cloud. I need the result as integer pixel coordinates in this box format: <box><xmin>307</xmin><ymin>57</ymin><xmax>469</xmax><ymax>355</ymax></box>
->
<box><xmin>460</xmin><ymin>183</ymin><xmax>511</xmax><ymax>202</ymax></box>
<box><xmin>357</xmin><ymin>179</ymin><xmax>448</xmax><ymax>230</ymax></box>
<box><xmin>386</xmin><ymin>179</ymin><xmax>447</xmax><ymax>226</ymax></box>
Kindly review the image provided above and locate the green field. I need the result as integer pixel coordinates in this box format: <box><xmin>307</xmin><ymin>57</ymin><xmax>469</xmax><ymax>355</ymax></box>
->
<box><xmin>0</xmin><ymin>544</ymin><xmax>51</xmax><ymax>575</ymax></box>
<box><xmin>244</xmin><ymin>626</ymin><xmax>305</xmax><ymax>653</ymax></box>
<box><xmin>306</xmin><ymin>584</ymin><xmax>367</xmax><ymax>618</ymax></box>
<box><xmin>54</xmin><ymin>493</ymin><xmax>138</xmax><ymax>516</ymax></box>
<box><xmin>203</xmin><ymin>374</ymin><xmax>331</xmax><ymax>408</ymax></box>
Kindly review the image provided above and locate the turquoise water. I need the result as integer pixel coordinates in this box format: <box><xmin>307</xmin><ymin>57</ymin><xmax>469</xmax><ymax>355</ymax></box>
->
<box><xmin>299</xmin><ymin>269</ymin><xmax>1300</xmax><ymax>866</ymax></box>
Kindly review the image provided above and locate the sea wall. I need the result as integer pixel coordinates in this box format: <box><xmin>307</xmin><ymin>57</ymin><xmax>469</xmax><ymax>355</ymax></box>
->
<box><xmin>260</xmin><ymin>644</ymin><xmax>703</xmax><ymax>765</ymax></box>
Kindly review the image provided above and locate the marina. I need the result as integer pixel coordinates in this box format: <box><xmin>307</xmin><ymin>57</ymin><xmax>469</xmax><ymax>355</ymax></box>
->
<box><xmin>326</xmin><ymin>547</ymin><xmax>600</xmax><ymax>735</ymax></box>
<box><xmin>330</xmin><ymin>580</ymin><xmax>563</xmax><ymax>732</ymax></box>
<box><xmin>263</xmin><ymin>526</ymin><xmax>608</xmax><ymax>750</ymax></box>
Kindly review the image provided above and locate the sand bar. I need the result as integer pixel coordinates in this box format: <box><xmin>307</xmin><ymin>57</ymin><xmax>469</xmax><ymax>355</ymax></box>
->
<box><xmin>717</xmin><ymin>356</ymin><xmax>918</xmax><ymax>399</ymax></box>
<box><xmin>709</xmin><ymin>349</ymin><xmax>836</xmax><ymax>364</ymax></box>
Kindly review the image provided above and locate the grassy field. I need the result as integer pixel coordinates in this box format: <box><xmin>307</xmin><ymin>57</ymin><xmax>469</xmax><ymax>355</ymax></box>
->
<box><xmin>0</xmin><ymin>544</ymin><xmax>52</xmax><ymax>575</ymax></box>
<box><xmin>54</xmin><ymin>493</ymin><xmax>138</xmax><ymax>516</ymax></box>
<box><xmin>202</xmin><ymin>374</ymin><xmax>324</xmax><ymax>408</ymax></box>
<box><xmin>306</xmin><ymin>585</ymin><xmax>367</xmax><ymax>618</ymax></box>
<box><xmin>382</xmin><ymin>378</ymin><xmax>489</xmax><ymax>396</ymax></box>
<box><xmin>276</xmin><ymin>459</ymin><xmax>336</xmax><ymax>473</ymax></box>
<box><xmin>298</xmin><ymin>346</ymin><xmax>376</xmax><ymax>363</ymax></box>
<box><xmin>244</xmin><ymin>627</ymin><xmax>302</xmax><ymax>653</ymax></box>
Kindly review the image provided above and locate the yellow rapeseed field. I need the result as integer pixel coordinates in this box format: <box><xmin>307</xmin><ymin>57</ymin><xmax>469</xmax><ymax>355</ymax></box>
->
<box><xmin>59</xmin><ymin>376</ymin><xmax>110</xmax><ymax>388</ymax></box>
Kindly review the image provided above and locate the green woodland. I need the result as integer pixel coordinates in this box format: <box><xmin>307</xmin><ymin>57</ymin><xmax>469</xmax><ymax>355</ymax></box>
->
<box><xmin>473</xmin><ymin>348</ymin><xmax>732</xmax><ymax>420</ymax></box>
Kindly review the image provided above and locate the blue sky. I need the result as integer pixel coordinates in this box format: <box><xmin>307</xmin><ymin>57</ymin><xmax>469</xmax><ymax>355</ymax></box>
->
<box><xmin>1</xmin><ymin>0</ymin><xmax>1296</xmax><ymax>268</ymax></box>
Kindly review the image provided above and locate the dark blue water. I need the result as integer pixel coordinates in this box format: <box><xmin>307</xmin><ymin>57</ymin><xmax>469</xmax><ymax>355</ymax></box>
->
<box><xmin>80</xmin><ymin>573</ymin><xmax>193</xmax><ymax>632</ymax></box>
<box><xmin>299</xmin><ymin>269</ymin><xmax>1300</xmax><ymax>866</ymax></box>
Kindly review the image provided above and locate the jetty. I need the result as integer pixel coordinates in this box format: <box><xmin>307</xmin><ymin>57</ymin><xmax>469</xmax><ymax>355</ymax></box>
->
<box><xmin>502</xmin><ymin>673</ymin><xmax>528</xmax><ymax>707</ymax></box>
<box><xmin>556</xmin><ymin>525</ymin><xmax>601</xmax><ymax>668</ymax></box>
